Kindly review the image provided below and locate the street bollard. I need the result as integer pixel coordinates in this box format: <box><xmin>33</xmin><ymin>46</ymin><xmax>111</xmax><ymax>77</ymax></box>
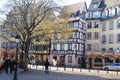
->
<box><xmin>57</xmin><ymin>65</ymin><xmax>58</xmax><ymax>71</ymax></box>
<box><xmin>49</xmin><ymin>65</ymin><xmax>51</xmax><ymax>70</ymax></box>
<box><xmin>117</xmin><ymin>68</ymin><xmax>118</xmax><ymax>75</ymax></box>
<box><xmin>107</xmin><ymin>69</ymin><xmax>109</xmax><ymax>74</ymax></box>
<box><xmin>89</xmin><ymin>68</ymin><xmax>90</xmax><ymax>72</ymax></box>
<box><xmin>80</xmin><ymin>68</ymin><xmax>82</xmax><ymax>72</ymax></box>
<box><xmin>64</xmin><ymin>66</ymin><xmax>66</xmax><ymax>71</ymax></box>
<box><xmin>42</xmin><ymin>64</ymin><xmax>44</xmax><ymax>69</ymax></box>
<box><xmin>98</xmin><ymin>68</ymin><xmax>99</xmax><ymax>74</ymax></box>
<box><xmin>72</xmin><ymin>66</ymin><xmax>74</xmax><ymax>71</ymax></box>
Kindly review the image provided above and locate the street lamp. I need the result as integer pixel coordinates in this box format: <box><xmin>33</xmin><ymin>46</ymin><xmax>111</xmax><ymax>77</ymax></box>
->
<box><xmin>13</xmin><ymin>35</ymin><xmax>20</xmax><ymax>80</ymax></box>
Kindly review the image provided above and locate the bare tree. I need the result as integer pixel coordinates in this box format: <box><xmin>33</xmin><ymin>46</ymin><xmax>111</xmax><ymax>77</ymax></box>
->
<box><xmin>3</xmin><ymin>0</ymin><xmax>73</xmax><ymax>71</ymax></box>
<box><xmin>4</xmin><ymin>0</ymin><xmax>60</xmax><ymax>71</ymax></box>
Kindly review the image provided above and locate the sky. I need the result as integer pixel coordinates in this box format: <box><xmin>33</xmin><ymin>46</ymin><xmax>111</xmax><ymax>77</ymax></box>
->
<box><xmin>0</xmin><ymin>0</ymin><xmax>91</xmax><ymax>20</ymax></box>
<box><xmin>65</xmin><ymin>0</ymin><xmax>91</xmax><ymax>7</ymax></box>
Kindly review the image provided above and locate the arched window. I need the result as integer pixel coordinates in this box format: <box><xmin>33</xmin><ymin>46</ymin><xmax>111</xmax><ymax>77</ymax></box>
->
<box><xmin>105</xmin><ymin>57</ymin><xmax>113</xmax><ymax>64</ymax></box>
<box><xmin>94</xmin><ymin>58</ymin><xmax>102</xmax><ymax>63</ymax></box>
<box><xmin>94</xmin><ymin>58</ymin><xmax>102</xmax><ymax>66</ymax></box>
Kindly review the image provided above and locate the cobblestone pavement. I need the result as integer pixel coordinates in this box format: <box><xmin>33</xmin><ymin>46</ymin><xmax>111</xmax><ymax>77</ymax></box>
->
<box><xmin>0</xmin><ymin>68</ymin><xmax>120</xmax><ymax>80</ymax></box>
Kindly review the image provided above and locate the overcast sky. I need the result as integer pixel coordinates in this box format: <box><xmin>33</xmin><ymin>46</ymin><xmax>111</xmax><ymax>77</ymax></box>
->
<box><xmin>0</xmin><ymin>0</ymin><xmax>91</xmax><ymax>20</ymax></box>
<box><xmin>66</xmin><ymin>0</ymin><xmax>91</xmax><ymax>7</ymax></box>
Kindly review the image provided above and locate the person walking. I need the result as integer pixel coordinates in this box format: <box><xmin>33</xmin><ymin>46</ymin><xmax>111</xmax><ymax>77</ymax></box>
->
<box><xmin>44</xmin><ymin>58</ymin><xmax>50</xmax><ymax>74</ymax></box>
<box><xmin>3</xmin><ymin>58</ymin><xmax>10</xmax><ymax>74</ymax></box>
<box><xmin>31</xmin><ymin>59</ymin><xmax>35</xmax><ymax>68</ymax></box>
<box><xmin>9</xmin><ymin>59</ymin><xmax>15</xmax><ymax>74</ymax></box>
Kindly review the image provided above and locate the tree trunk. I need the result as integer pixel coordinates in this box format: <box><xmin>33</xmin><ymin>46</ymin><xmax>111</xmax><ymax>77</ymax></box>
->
<box><xmin>24</xmin><ymin>41</ymin><xmax>29</xmax><ymax>71</ymax></box>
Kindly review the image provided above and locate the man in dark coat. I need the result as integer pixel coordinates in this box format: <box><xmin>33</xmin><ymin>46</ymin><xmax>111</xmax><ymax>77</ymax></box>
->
<box><xmin>4</xmin><ymin>58</ymin><xmax>10</xmax><ymax>74</ymax></box>
<box><xmin>9</xmin><ymin>59</ymin><xmax>15</xmax><ymax>74</ymax></box>
<box><xmin>44</xmin><ymin>58</ymin><xmax>50</xmax><ymax>74</ymax></box>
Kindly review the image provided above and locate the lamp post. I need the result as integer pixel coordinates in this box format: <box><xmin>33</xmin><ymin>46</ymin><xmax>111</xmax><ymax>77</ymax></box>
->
<box><xmin>13</xmin><ymin>35</ymin><xmax>20</xmax><ymax>80</ymax></box>
<box><xmin>64</xmin><ymin>50</ymin><xmax>66</xmax><ymax>71</ymax></box>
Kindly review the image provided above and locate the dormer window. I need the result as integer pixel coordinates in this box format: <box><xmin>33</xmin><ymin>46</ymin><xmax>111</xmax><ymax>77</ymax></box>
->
<box><xmin>93</xmin><ymin>11</ymin><xmax>101</xmax><ymax>18</ymax></box>
<box><xmin>75</xmin><ymin>11</ymin><xmax>80</xmax><ymax>17</ymax></box>
<box><xmin>93</xmin><ymin>3</ymin><xmax>99</xmax><ymax>9</ymax></box>
<box><xmin>102</xmin><ymin>11</ymin><xmax>106</xmax><ymax>18</ymax></box>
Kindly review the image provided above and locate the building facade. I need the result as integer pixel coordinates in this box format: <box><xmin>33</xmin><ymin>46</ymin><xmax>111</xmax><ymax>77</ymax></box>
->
<box><xmin>0</xmin><ymin>21</ymin><xmax>4</xmax><ymax>61</ymax></box>
<box><xmin>50</xmin><ymin>2</ymin><xmax>87</xmax><ymax>68</ymax></box>
<box><xmin>86</xmin><ymin>0</ymin><xmax>120</xmax><ymax>68</ymax></box>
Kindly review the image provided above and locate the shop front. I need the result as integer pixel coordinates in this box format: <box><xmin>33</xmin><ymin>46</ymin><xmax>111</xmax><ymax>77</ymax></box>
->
<box><xmin>86</xmin><ymin>52</ymin><xmax>120</xmax><ymax>69</ymax></box>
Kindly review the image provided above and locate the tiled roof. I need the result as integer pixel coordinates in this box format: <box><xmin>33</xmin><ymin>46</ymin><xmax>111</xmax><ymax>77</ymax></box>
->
<box><xmin>105</xmin><ymin>0</ymin><xmax>120</xmax><ymax>8</ymax></box>
<box><xmin>61</xmin><ymin>1</ymin><xmax>86</xmax><ymax>15</ymax></box>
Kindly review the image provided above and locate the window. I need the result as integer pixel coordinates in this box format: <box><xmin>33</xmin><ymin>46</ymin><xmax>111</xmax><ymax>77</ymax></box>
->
<box><xmin>74</xmin><ymin>21</ymin><xmax>79</xmax><ymax>28</ymax></box>
<box><xmin>60</xmin><ymin>43</ymin><xmax>64</xmax><ymax>50</ymax></box>
<box><xmin>79</xmin><ymin>44</ymin><xmax>84</xmax><ymax>51</ymax></box>
<box><xmin>94</xmin><ymin>32</ymin><xmax>99</xmax><ymax>39</ymax></box>
<box><xmin>102</xmin><ymin>11</ymin><xmax>106</xmax><ymax>18</ymax></box>
<box><xmin>75</xmin><ymin>11</ymin><xmax>80</xmax><ymax>17</ymax></box>
<box><xmin>93</xmin><ymin>11</ymin><xmax>100</xmax><ymax>18</ymax></box>
<box><xmin>102</xmin><ymin>35</ymin><xmax>106</xmax><ymax>43</ymax></box>
<box><xmin>112</xmin><ymin>8</ymin><xmax>115</xmax><ymax>16</ymax></box>
<box><xmin>73</xmin><ymin>32</ymin><xmax>77</xmax><ymax>38</ymax></box>
<box><xmin>80</xmin><ymin>33</ymin><xmax>84</xmax><ymax>40</ymax></box>
<box><xmin>109</xmin><ymin>21</ymin><xmax>114</xmax><ymax>30</ymax></box>
<box><xmin>68</xmin><ymin>56</ymin><xmax>72</xmax><ymax>63</ymax></box>
<box><xmin>106</xmin><ymin>10</ymin><xmax>109</xmax><ymax>16</ymax></box>
<box><xmin>93</xmin><ymin>3</ymin><xmax>98</xmax><ymax>9</ymax></box>
<box><xmin>87</xmin><ymin>22</ymin><xmax>92</xmax><ymax>28</ymax></box>
<box><xmin>0</xmin><ymin>25</ymin><xmax>3</xmax><ymax>30</ymax></box>
<box><xmin>117</xmin><ymin>20</ymin><xmax>120</xmax><ymax>29</ymax></box>
<box><xmin>87</xmin><ymin>44</ymin><xmax>91</xmax><ymax>51</ymax></box>
<box><xmin>9</xmin><ymin>32</ymin><xmax>15</xmax><ymax>38</ymax></box>
<box><xmin>94</xmin><ymin>21</ymin><xmax>99</xmax><ymax>28</ymax></box>
<box><xmin>109</xmin><ymin>9</ymin><xmax>112</xmax><ymax>16</ymax></box>
<box><xmin>94</xmin><ymin>43</ymin><xmax>98</xmax><ymax>51</ymax></box>
<box><xmin>68</xmin><ymin>44</ymin><xmax>72</xmax><ymax>50</ymax></box>
<box><xmin>53</xmin><ymin>44</ymin><xmax>57</xmax><ymax>50</ymax></box>
<box><xmin>117</xmin><ymin>34</ymin><xmax>120</xmax><ymax>43</ymax></box>
<box><xmin>87</xmin><ymin>32</ymin><xmax>92</xmax><ymax>40</ymax></box>
<box><xmin>109</xmin><ymin>34</ymin><xmax>114</xmax><ymax>44</ymax></box>
<box><xmin>109</xmin><ymin>8</ymin><xmax>115</xmax><ymax>16</ymax></box>
<box><xmin>86</xmin><ymin>12</ymin><xmax>90</xmax><ymax>18</ymax></box>
<box><xmin>101</xmin><ymin>48</ymin><xmax>106</xmax><ymax>52</ymax></box>
<box><xmin>109</xmin><ymin>48</ymin><xmax>113</xmax><ymax>53</ymax></box>
<box><xmin>102</xmin><ymin>22</ymin><xmax>106</xmax><ymax>31</ymax></box>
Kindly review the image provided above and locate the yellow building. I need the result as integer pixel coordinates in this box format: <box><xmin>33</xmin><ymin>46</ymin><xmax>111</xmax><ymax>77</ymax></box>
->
<box><xmin>86</xmin><ymin>0</ymin><xmax>120</xmax><ymax>68</ymax></box>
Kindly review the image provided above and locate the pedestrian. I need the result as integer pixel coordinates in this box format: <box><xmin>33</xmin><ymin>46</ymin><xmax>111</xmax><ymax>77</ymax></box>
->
<box><xmin>9</xmin><ymin>59</ymin><xmax>15</xmax><ymax>74</ymax></box>
<box><xmin>36</xmin><ymin>60</ymin><xmax>39</xmax><ymax>69</ymax></box>
<box><xmin>3</xmin><ymin>58</ymin><xmax>10</xmax><ymax>74</ymax></box>
<box><xmin>44</xmin><ymin>58</ymin><xmax>50</xmax><ymax>74</ymax></box>
<box><xmin>31</xmin><ymin>59</ymin><xmax>35</xmax><ymax>68</ymax></box>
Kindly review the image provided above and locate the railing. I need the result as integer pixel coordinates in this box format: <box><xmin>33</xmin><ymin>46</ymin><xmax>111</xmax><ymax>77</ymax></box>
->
<box><xmin>28</xmin><ymin>64</ymin><xmax>120</xmax><ymax>75</ymax></box>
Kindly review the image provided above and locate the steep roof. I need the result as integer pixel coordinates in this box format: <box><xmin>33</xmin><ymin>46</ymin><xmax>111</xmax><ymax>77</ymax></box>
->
<box><xmin>104</xmin><ymin>0</ymin><xmax>120</xmax><ymax>8</ymax></box>
<box><xmin>88</xmin><ymin>0</ymin><xmax>105</xmax><ymax>11</ymax></box>
<box><xmin>60</xmin><ymin>1</ymin><xmax>87</xmax><ymax>16</ymax></box>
